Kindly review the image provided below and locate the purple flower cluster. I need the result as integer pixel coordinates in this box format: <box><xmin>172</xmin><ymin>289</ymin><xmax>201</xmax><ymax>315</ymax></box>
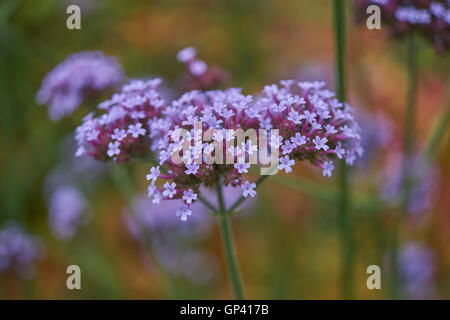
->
<box><xmin>74</xmin><ymin>78</ymin><xmax>165</xmax><ymax>162</ymax></box>
<box><xmin>259</xmin><ymin>81</ymin><xmax>363</xmax><ymax>170</ymax></box>
<box><xmin>0</xmin><ymin>224</ymin><xmax>43</xmax><ymax>278</ymax></box>
<box><xmin>146</xmin><ymin>81</ymin><xmax>362</xmax><ymax>219</ymax></box>
<box><xmin>399</xmin><ymin>242</ymin><xmax>436</xmax><ymax>299</ymax></box>
<box><xmin>37</xmin><ymin>51</ymin><xmax>124</xmax><ymax>121</ymax></box>
<box><xmin>177</xmin><ymin>47</ymin><xmax>228</xmax><ymax>90</ymax></box>
<box><xmin>48</xmin><ymin>185</ymin><xmax>88</xmax><ymax>239</ymax></box>
<box><xmin>55</xmin><ymin>48</ymin><xmax>362</xmax><ymax>222</ymax></box>
<box><xmin>355</xmin><ymin>0</ymin><xmax>450</xmax><ymax>52</ymax></box>
<box><xmin>380</xmin><ymin>153</ymin><xmax>437</xmax><ymax>220</ymax></box>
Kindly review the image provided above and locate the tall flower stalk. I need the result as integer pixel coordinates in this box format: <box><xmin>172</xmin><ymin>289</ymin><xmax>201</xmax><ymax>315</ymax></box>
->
<box><xmin>213</xmin><ymin>175</ymin><xmax>268</xmax><ymax>299</ymax></box>
<box><xmin>333</xmin><ymin>0</ymin><xmax>355</xmax><ymax>299</ymax></box>
<box><xmin>216</xmin><ymin>181</ymin><xmax>245</xmax><ymax>299</ymax></box>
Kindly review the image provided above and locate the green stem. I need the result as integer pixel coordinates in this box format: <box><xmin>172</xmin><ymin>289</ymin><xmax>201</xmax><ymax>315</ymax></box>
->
<box><xmin>216</xmin><ymin>181</ymin><xmax>245</xmax><ymax>299</ymax></box>
<box><xmin>424</xmin><ymin>107</ymin><xmax>450</xmax><ymax>161</ymax></box>
<box><xmin>333</xmin><ymin>0</ymin><xmax>354</xmax><ymax>299</ymax></box>
<box><xmin>198</xmin><ymin>195</ymin><xmax>218</xmax><ymax>213</ymax></box>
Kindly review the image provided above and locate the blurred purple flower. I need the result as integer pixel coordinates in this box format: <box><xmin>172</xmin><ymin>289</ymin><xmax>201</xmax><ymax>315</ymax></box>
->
<box><xmin>177</xmin><ymin>46</ymin><xmax>229</xmax><ymax>90</ymax></box>
<box><xmin>125</xmin><ymin>186</ymin><xmax>256</xmax><ymax>284</ymax></box>
<box><xmin>43</xmin><ymin>135</ymin><xmax>104</xmax><ymax>239</ymax></box>
<box><xmin>0</xmin><ymin>224</ymin><xmax>43</xmax><ymax>278</ymax></box>
<box><xmin>380</xmin><ymin>153</ymin><xmax>438</xmax><ymax>220</ymax></box>
<box><xmin>399</xmin><ymin>242</ymin><xmax>436</xmax><ymax>299</ymax></box>
<box><xmin>355</xmin><ymin>0</ymin><xmax>450</xmax><ymax>52</ymax></box>
<box><xmin>37</xmin><ymin>51</ymin><xmax>124</xmax><ymax>121</ymax></box>
<box><xmin>356</xmin><ymin>111</ymin><xmax>394</xmax><ymax>168</ymax></box>
<box><xmin>48</xmin><ymin>185</ymin><xmax>88</xmax><ymax>239</ymax></box>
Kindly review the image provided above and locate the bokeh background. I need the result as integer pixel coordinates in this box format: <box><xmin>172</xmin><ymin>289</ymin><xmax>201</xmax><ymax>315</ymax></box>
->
<box><xmin>0</xmin><ymin>0</ymin><xmax>449</xmax><ymax>299</ymax></box>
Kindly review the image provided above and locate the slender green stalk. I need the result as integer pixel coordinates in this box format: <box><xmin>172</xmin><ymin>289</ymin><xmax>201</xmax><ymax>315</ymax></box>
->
<box><xmin>424</xmin><ymin>107</ymin><xmax>450</xmax><ymax>161</ymax></box>
<box><xmin>333</xmin><ymin>0</ymin><xmax>354</xmax><ymax>299</ymax></box>
<box><xmin>390</xmin><ymin>33</ymin><xmax>418</xmax><ymax>299</ymax></box>
<box><xmin>216</xmin><ymin>181</ymin><xmax>245</xmax><ymax>299</ymax></box>
<box><xmin>198</xmin><ymin>195</ymin><xmax>218</xmax><ymax>213</ymax></box>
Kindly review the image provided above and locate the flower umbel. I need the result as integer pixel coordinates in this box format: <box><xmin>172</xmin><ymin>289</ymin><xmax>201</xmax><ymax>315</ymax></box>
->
<box><xmin>37</xmin><ymin>51</ymin><xmax>124</xmax><ymax>121</ymax></box>
<box><xmin>74</xmin><ymin>78</ymin><xmax>165</xmax><ymax>162</ymax></box>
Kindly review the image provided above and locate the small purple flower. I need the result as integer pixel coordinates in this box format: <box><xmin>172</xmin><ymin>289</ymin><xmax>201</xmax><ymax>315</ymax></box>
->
<box><xmin>85</xmin><ymin>129</ymin><xmax>100</xmax><ymax>141</ymax></box>
<box><xmin>189</xmin><ymin>60</ymin><xmax>208</xmax><ymax>76</ymax></box>
<box><xmin>163</xmin><ymin>182</ymin><xmax>177</xmax><ymax>199</ymax></box>
<box><xmin>325</xmin><ymin>124</ymin><xmax>337</xmax><ymax>135</ymax></box>
<box><xmin>291</xmin><ymin>133</ymin><xmax>307</xmax><ymax>146</ymax></box>
<box><xmin>147</xmin><ymin>184</ymin><xmax>157</xmax><ymax>197</ymax></box>
<box><xmin>176</xmin><ymin>206</ymin><xmax>193</xmax><ymax>221</ymax></box>
<box><xmin>288</xmin><ymin>110</ymin><xmax>302</xmax><ymax>124</ymax></box>
<box><xmin>111</xmin><ymin>128</ymin><xmax>127</xmax><ymax>141</ymax></box>
<box><xmin>128</xmin><ymin>122</ymin><xmax>146</xmax><ymax>138</ymax></box>
<box><xmin>107</xmin><ymin>141</ymin><xmax>120</xmax><ymax>157</ymax></box>
<box><xmin>322</xmin><ymin>161</ymin><xmax>335</xmax><ymax>177</ymax></box>
<box><xmin>177</xmin><ymin>47</ymin><xmax>196</xmax><ymax>62</ymax></box>
<box><xmin>234</xmin><ymin>163</ymin><xmax>250</xmax><ymax>174</ymax></box>
<box><xmin>146</xmin><ymin>166</ymin><xmax>160</xmax><ymax>183</ymax></box>
<box><xmin>335</xmin><ymin>143</ymin><xmax>346</xmax><ymax>159</ymax></box>
<box><xmin>301</xmin><ymin>110</ymin><xmax>317</xmax><ymax>123</ymax></box>
<box><xmin>282</xmin><ymin>140</ymin><xmax>296</xmax><ymax>155</ymax></box>
<box><xmin>182</xmin><ymin>189</ymin><xmax>198</xmax><ymax>204</ymax></box>
<box><xmin>241</xmin><ymin>181</ymin><xmax>256</xmax><ymax>198</ymax></box>
<box><xmin>185</xmin><ymin>164</ymin><xmax>200</xmax><ymax>175</ymax></box>
<box><xmin>278</xmin><ymin>155</ymin><xmax>295</xmax><ymax>173</ymax></box>
<box><xmin>312</xmin><ymin>136</ymin><xmax>329</xmax><ymax>151</ymax></box>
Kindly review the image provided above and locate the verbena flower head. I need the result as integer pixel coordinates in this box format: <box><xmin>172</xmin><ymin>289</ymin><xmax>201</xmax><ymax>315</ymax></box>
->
<box><xmin>147</xmin><ymin>81</ymin><xmax>361</xmax><ymax>218</ymax></box>
<box><xmin>257</xmin><ymin>81</ymin><xmax>363</xmax><ymax>175</ymax></box>
<box><xmin>48</xmin><ymin>185</ymin><xmax>88</xmax><ymax>239</ymax></box>
<box><xmin>147</xmin><ymin>87</ymin><xmax>259</xmax><ymax>215</ymax></box>
<box><xmin>355</xmin><ymin>0</ymin><xmax>450</xmax><ymax>52</ymax></box>
<box><xmin>37</xmin><ymin>51</ymin><xmax>124</xmax><ymax>121</ymax></box>
<box><xmin>74</xmin><ymin>78</ymin><xmax>165</xmax><ymax>162</ymax></box>
<box><xmin>0</xmin><ymin>224</ymin><xmax>43</xmax><ymax>278</ymax></box>
<box><xmin>399</xmin><ymin>242</ymin><xmax>436</xmax><ymax>299</ymax></box>
<box><xmin>177</xmin><ymin>47</ymin><xmax>228</xmax><ymax>90</ymax></box>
